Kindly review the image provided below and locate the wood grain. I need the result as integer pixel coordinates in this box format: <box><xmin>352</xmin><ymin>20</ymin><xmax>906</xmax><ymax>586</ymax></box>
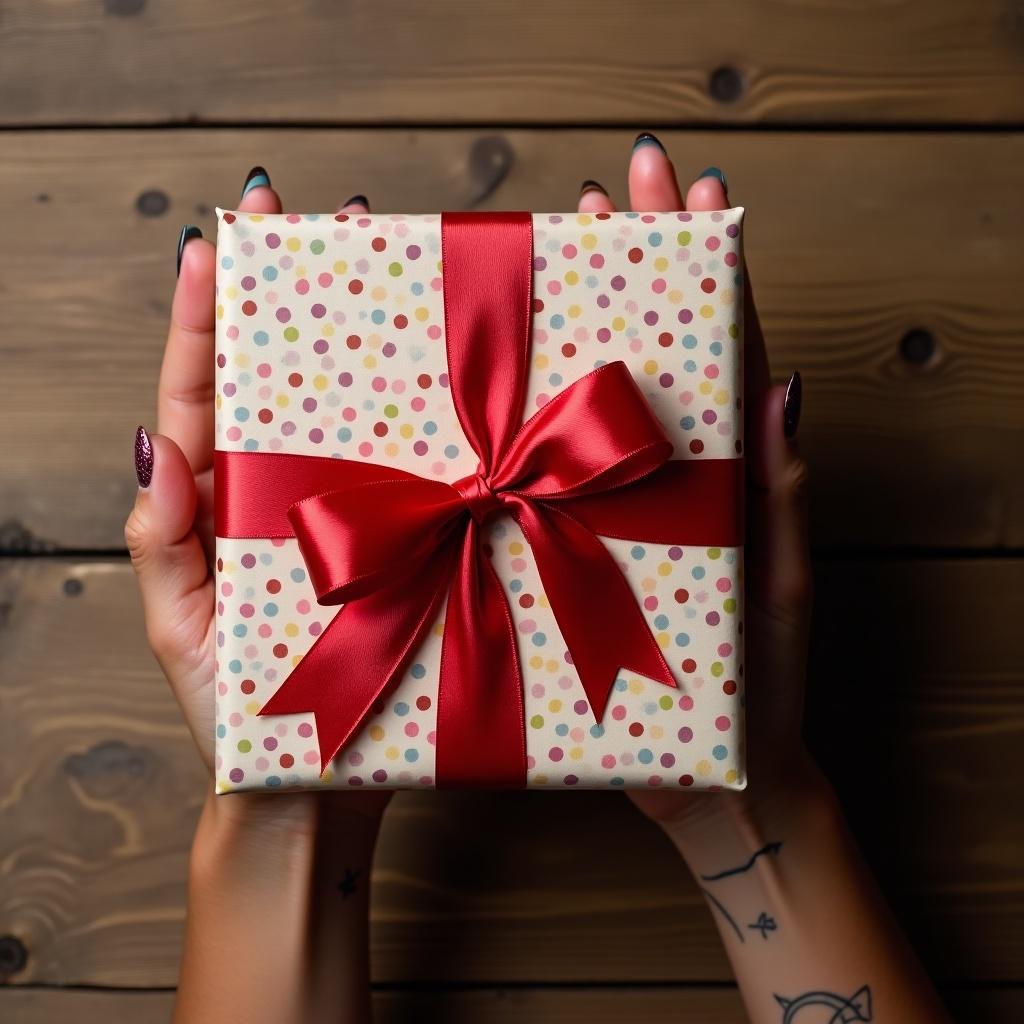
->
<box><xmin>1</xmin><ymin>559</ymin><xmax>1020</xmax><ymax>988</ymax></box>
<box><xmin>0</xmin><ymin>130</ymin><xmax>1021</xmax><ymax>552</ymax></box>
<box><xmin>1</xmin><ymin>1</ymin><xmax>1022</xmax><ymax>126</ymax></box>
<box><xmin>1</xmin><ymin>985</ymin><xmax>1020</xmax><ymax>1023</ymax></box>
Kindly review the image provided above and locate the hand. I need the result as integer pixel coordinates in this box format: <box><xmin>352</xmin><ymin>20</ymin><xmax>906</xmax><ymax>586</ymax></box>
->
<box><xmin>124</xmin><ymin>174</ymin><xmax>389</xmax><ymax>827</ymax></box>
<box><xmin>577</xmin><ymin>136</ymin><xmax>817</xmax><ymax>833</ymax></box>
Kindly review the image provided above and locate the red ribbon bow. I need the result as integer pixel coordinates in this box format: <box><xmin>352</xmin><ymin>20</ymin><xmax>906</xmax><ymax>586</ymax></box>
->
<box><xmin>216</xmin><ymin>212</ymin><xmax>742</xmax><ymax>786</ymax></box>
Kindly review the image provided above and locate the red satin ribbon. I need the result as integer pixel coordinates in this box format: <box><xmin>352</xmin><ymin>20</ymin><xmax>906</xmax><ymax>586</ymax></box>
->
<box><xmin>215</xmin><ymin>211</ymin><xmax>742</xmax><ymax>787</ymax></box>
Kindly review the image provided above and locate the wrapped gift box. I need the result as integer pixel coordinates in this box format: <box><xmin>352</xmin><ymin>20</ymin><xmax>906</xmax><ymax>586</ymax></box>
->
<box><xmin>214</xmin><ymin>208</ymin><xmax>745</xmax><ymax>792</ymax></box>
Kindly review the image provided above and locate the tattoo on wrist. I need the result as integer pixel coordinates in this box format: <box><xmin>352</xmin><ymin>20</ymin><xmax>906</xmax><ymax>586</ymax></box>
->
<box><xmin>698</xmin><ymin>840</ymin><xmax>784</xmax><ymax>945</ymax></box>
<box><xmin>747</xmin><ymin>911</ymin><xmax>777</xmax><ymax>939</ymax></box>
<box><xmin>698</xmin><ymin>841</ymin><xmax>783</xmax><ymax>881</ymax></box>
<box><xmin>338</xmin><ymin>867</ymin><xmax>362</xmax><ymax>899</ymax></box>
<box><xmin>774</xmin><ymin>984</ymin><xmax>872</xmax><ymax>1023</ymax></box>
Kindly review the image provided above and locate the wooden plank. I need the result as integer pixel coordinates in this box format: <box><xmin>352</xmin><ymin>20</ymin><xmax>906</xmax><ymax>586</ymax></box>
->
<box><xmin>1</xmin><ymin>1</ymin><xmax>1022</xmax><ymax>126</ymax></box>
<box><xmin>1</xmin><ymin>559</ymin><xmax>1020</xmax><ymax>988</ymax></box>
<box><xmin>1</xmin><ymin>986</ymin><xmax>1021</xmax><ymax>1024</ymax></box>
<box><xmin>1</xmin><ymin>129</ymin><xmax>1021</xmax><ymax>552</ymax></box>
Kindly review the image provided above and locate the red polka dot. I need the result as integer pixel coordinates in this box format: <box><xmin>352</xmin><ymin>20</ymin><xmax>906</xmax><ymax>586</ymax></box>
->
<box><xmin>346</xmin><ymin>334</ymin><xmax>361</xmax><ymax>350</ymax></box>
<box><xmin>628</xmin><ymin>721</ymin><xmax>644</xmax><ymax>737</ymax></box>
<box><xmin>348</xmin><ymin>279</ymin><xmax>363</xmax><ymax>295</ymax></box>
<box><xmin>266</xmin><ymin>579</ymin><xmax>281</xmax><ymax>594</ymax></box>
<box><xmin>658</xmin><ymin>332</ymin><xmax>674</xmax><ymax>347</ymax></box>
<box><xmin>519</xmin><ymin>594</ymin><xmax>535</xmax><ymax>608</ymax></box>
<box><xmin>416</xmin><ymin>696</ymin><xmax>432</xmax><ymax>711</ymax></box>
<box><xmin>682</xmin><ymin>658</ymin><xmax>697</xmax><ymax>672</ymax></box>
<box><xmin>371</xmin><ymin>237</ymin><xmax>387</xmax><ymax>252</ymax></box>
<box><xmin>240</xmin><ymin>679</ymin><xmax>255</xmax><ymax>695</ymax></box>
<box><xmin>222</xmin><ymin>212</ymin><xmax>236</xmax><ymax>224</ymax></box>
<box><xmin>394</xmin><ymin>314</ymin><xmax>408</xmax><ymax>329</ymax></box>
<box><xmin>700</xmin><ymin>278</ymin><xmax>716</xmax><ymax>293</ymax></box>
<box><xmin>288</xmin><ymin>372</ymin><xmax>303</xmax><ymax>387</ymax></box>
<box><xmin>627</xmin><ymin>247</ymin><xmax>644</xmax><ymax>264</ymax></box>
<box><xmin>373</xmin><ymin>421</ymin><xmax>388</xmax><ymax>437</ymax></box>
<box><xmin>272</xmin><ymin>643</ymin><xmax>289</xmax><ymax>658</ymax></box>
<box><xmin>280</xmin><ymin>753</ymin><xmax>294</xmax><ymax>768</ymax></box>
<box><xmin>258</xmin><ymin>408</ymin><xmax>273</xmax><ymax>424</ymax></box>
<box><xmin>334</xmin><ymin>213</ymin><xmax>349</xmax><ymax>222</ymax></box>
<box><xmin>241</xmin><ymin>300</ymin><xmax>257</xmax><ymax>316</ymax></box>
<box><xmin>689</xmin><ymin>439</ymin><xmax>705</xmax><ymax>455</ymax></box>
<box><xmin>674</xmin><ymin>588</ymin><xmax>689</xmax><ymax>603</ymax></box>
<box><xmin>532</xmin><ymin>298</ymin><xmax>545</xmax><ymax>313</ymax></box>
<box><xmin>678</xmin><ymin>774</ymin><xmax>694</xmax><ymax>787</ymax></box>
<box><xmin>723</xmin><ymin>680</ymin><xmax>737</xmax><ymax>695</ymax></box>
<box><xmin>417</xmin><ymin>373</ymin><xmax>432</xmax><ymax>388</ymax></box>
<box><xmin>561</xmin><ymin>343</ymin><xmax>577</xmax><ymax>358</ymax></box>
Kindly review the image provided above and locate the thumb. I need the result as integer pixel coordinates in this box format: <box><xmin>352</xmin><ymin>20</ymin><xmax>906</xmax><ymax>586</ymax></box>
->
<box><xmin>125</xmin><ymin>428</ymin><xmax>214</xmax><ymax>720</ymax></box>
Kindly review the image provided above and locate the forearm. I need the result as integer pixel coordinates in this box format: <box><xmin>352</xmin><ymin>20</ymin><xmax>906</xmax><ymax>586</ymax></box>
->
<box><xmin>665</xmin><ymin>767</ymin><xmax>950</xmax><ymax>1023</ymax></box>
<box><xmin>174</xmin><ymin>789</ymin><xmax>378</xmax><ymax>1024</ymax></box>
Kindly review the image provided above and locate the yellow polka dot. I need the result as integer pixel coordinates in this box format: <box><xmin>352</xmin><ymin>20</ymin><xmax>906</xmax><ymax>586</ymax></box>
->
<box><xmin>545</xmin><ymin>659</ymin><xmax>559</xmax><ymax>673</ymax></box>
<box><xmin>649</xmin><ymin>725</ymin><xmax>664</xmax><ymax>740</ymax></box>
<box><xmin>367</xmin><ymin>333</ymin><xmax>383</xmax><ymax>349</ymax></box>
<box><xmin>333</xmin><ymin>260</ymin><xmax>348</xmax><ymax>274</ymax></box>
<box><xmin>538</xmin><ymin>594</ymin><xmax>550</xmax><ymax>609</ymax></box>
<box><xmin>222</xmin><ymin>560</ymin><xmax>236</xmax><ymax>574</ymax></box>
<box><xmin>656</xmin><ymin>632</ymin><xmax>669</xmax><ymax>649</ymax></box>
<box><xmin>529</xmin><ymin>655</ymin><xmax>544</xmax><ymax>670</ymax></box>
<box><xmin>643</xmin><ymin>359</ymin><xmax>658</xmax><ymax>375</ymax></box>
<box><xmin>548</xmin><ymin>699</ymin><xmax>563</xmax><ymax>713</ymax></box>
<box><xmin>433</xmin><ymin>622</ymin><xmax>445</xmax><ymax>637</ymax></box>
<box><xmin>285</xmin><ymin>622</ymin><xmax>299</xmax><ymax>637</ymax></box>
<box><xmin>216</xmin><ymin>304</ymin><xmax>224</xmax><ymax>320</ymax></box>
<box><xmin>276</xmin><ymin>393</ymin><xmax>290</xmax><ymax>408</ymax></box>
<box><xmin>313</xmin><ymin>374</ymin><xmax>328</xmax><ymax>391</ymax></box>
<box><xmin>371</xmin><ymin>285</ymin><xmax>387</xmax><ymax>301</ymax></box>
<box><xmin>667</xmin><ymin>289</ymin><xmax>683</xmax><ymax>304</ymax></box>
<box><xmin>570</xmin><ymin>746</ymin><xmax>584</xmax><ymax>760</ymax></box>
<box><xmin>369</xmin><ymin>725</ymin><xmax>385</xmax><ymax>741</ymax></box>
<box><xmin>628</xmin><ymin>679</ymin><xmax>645</xmax><ymax>694</ymax></box>
<box><xmin>295</xmin><ymin>266</ymin><xmax>307</xmax><ymax>278</ymax></box>
<box><xmin>215</xmin><ymin>394</ymin><xmax>222</xmax><ymax>410</ymax></box>
<box><xmin>576</xmin><ymin>213</ymin><xmax>593</xmax><ymax>225</ymax></box>
<box><xmin>714</xmin><ymin>389</ymin><xmax>729</xmax><ymax>406</ymax></box>
<box><xmin>699</xmin><ymin>380</ymin><xmax>713</xmax><ymax>396</ymax></box>
<box><xmin>248</xmin><ymin>214</ymin><xmax>265</xmax><ymax>222</ymax></box>
<box><xmin>654</xmin><ymin>256</ymin><xmax>669</xmax><ymax>271</ymax></box>
<box><xmin>700</xmin><ymin>304</ymin><xmax>714</xmax><ymax>319</ymax></box>
<box><xmin>564</xmin><ymin>270</ymin><xmax>579</xmax><ymax>285</ymax></box>
<box><xmin>581</xmin><ymin>232</ymin><xmax>598</xmax><ymax>250</ymax></box>
<box><xmin>725</xmin><ymin>769</ymin><xmax>739</xmax><ymax>784</ymax></box>
<box><xmin>533</xmin><ymin>773</ymin><xmax>549</xmax><ymax>785</ymax></box>
<box><xmin>567</xmin><ymin>304</ymin><xmax>582</xmax><ymax>318</ymax></box>
<box><xmin>385</xmin><ymin>442</ymin><xmax>399</xmax><ymax>457</ymax></box>
<box><xmin>321</xmin><ymin>769</ymin><xmax>334</xmax><ymax>783</ymax></box>
<box><xmin>245</xmin><ymin>700</ymin><xmax>261</xmax><ymax>715</ymax></box>
<box><xmin>641</xmin><ymin>577</ymin><xmax>656</xmax><ymax>593</ymax></box>
<box><xmin>385</xmin><ymin>746</ymin><xmax>399</xmax><ymax>760</ymax></box>
<box><xmin>415</xmin><ymin>306</ymin><xmax>429</xmax><ymax>321</ymax></box>
<box><xmin>291</xmin><ymin>654</ymin><xmax>302</xmax><ymax>668</ymax></box>
<box><xmin>720</xmin><ymin>288</ymin><xmax>735</xmax><ymax>304</ymax></box>
<box><xmin>696</xmin><ymin>759</ymin><xmax>712</xmax><ymax>777</ymax></box>
<box><xmin>224</xmin><ymin>286</ymin><xmax>238</xmax><ymax>301</ymax></box>
<box><xmin>322</xmin><ymin>324</ymin><xmax>335</xmax><ymax>337</ymax></box>
<box><xmin>400</xmin><ymin>423</ymin><xmax>414</xmax><ymax>439</ymax></box>
<box><xmin>508</xmin><ymin>541</ymin><xmax>524</xmax><ymax>555</ymax></box>
<box><xmin>286</xmin><ymin>236</ymin><xmax>301</xmax><ymax>252</ymax></box>
<box><xmin>611</xmin><ymin>316</ymin><xmax>626</xmax><ymax>332</ymax></box>
<box><xmin>534</xmin><ymin>353</ymin><xmax>550</xmax><ymax>370</ymax></box>
<box><xmin>657</xmin><ymin>561</ymin><xmax>672</xmax><ymax>577</ymax></box>
<box><xmin>363</xmin><ymin>355</ymin><xmax>378</xmax><ymax>369</ymax></box>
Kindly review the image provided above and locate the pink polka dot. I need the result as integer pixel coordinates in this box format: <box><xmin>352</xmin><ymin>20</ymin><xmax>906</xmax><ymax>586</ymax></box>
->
<box><xmin>715</xmin><ymin>715</ymin><xmax>731</xmax><ymax>731</ymax></box>
<box><xmin>716</xmin><ymin>577</ymin><xmax>732</xmax><ymax>592</ymax></box>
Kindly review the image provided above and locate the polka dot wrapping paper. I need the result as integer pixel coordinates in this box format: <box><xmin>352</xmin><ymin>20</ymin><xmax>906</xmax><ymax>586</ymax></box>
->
<box><xmin>214</xmin><ymin>209</ymin><xmax>746</xmax><ymax>792</ymax></box>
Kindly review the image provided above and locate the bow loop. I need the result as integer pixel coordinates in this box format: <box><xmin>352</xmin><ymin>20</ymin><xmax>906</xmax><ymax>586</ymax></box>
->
<box><xmin>452</xmin><ymin>473</ymin><xmax>503</xmax><ymax>525</ymax></box>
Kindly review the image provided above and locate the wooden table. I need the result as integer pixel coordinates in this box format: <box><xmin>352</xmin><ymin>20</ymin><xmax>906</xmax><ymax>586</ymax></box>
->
<box><xmin>1</xmin><ymin>2</ymin><xmax>1022</xmax><ymax>1020</ymax></box>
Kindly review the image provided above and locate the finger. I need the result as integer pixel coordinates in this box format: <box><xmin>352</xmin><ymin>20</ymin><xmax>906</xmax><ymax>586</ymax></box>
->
<box><xmin>158</xmin><ymin>168</ymin><xmax>284</xmax><ymax>472</ymax></box>
<box><xmin>578</xmin><ymin>179</ymin><xmax>616</xmax><ymax>214</ymax></box>
<box><xmin>125</xmin><ymin>429</ymin><xmax>214</xmax><ymax>753</ymax></box>
<box><xmin>747</xmin><ymin>374</ymin><xmax>811</xmax><ymax>628</ymax></box>
<box><xmin>628</xmin><ymin>132</ymin><xmax>684</xmax><ymax>212</ymax></box>
<box><xmin>338</xmin><ymin>193</ymin><xmax>370</xmax><ymax>213</ymax></box>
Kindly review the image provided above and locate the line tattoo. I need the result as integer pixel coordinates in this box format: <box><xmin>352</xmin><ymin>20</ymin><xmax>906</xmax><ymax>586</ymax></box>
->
<box><xmin>747</xmin><ymin>911</ymin><xmax>777</xmax><ymax>939</ymax></box>
<box><xmin>774</xmin><ymin>984</ymin><xmax>872</xmax><ymax>1023</ymax></box>
<box><xmin>699</xmin><ymin>886</ymin><xmax>745</xmax><ymax>943</ymax></box>
<box><xmin>699</xmin><ymin>841</ymin><xmax>783</xmax><ymax>881</ymax></box>
<box><xmin>338</xmin><ymin>867</ymin><xmax>362</xmax><ymax>899</ymax></box>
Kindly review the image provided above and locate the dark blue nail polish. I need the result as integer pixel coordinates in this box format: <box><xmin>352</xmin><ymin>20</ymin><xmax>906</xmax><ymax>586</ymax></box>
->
<box><xmin>135</xmin><ymin>425</ymin><xmax>153</xmax><ymax>488</ymax></box>
<box><xmin>580</xmin><ymin>179</ymin><xmax>608</xmax><ymax>196</ymax></box>
<box><xmin>697</xmin><ymin>166</ymin><xmax>728</xmax><ymax>191</ymax></box>
<box><xmin>241</xmin><ymin>165</ymin><xmax>271</xmax><ymax>198</ymax></box>
<box><xmin>176</xmin><ymin>225</ymin><xmax>202</xmax><ymax>277</ymax></box>
<box><xmin>342</xmin><ymin>194</ymin><xmax>369</xmax><ymax>210</ymax></box>
<box><xmin>783</xmin><ymin>371</ymin><xmax>802</xmax><ymax>439</ymax></box>
<box><xmin>633</xmin><ymin>132</ymin><xmax>666</xmax><ymax>154</ymax></box>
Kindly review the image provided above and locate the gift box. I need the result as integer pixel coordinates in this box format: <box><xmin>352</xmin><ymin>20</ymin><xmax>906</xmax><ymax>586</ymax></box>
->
<box><xmin>214</xmin><ymin>208</ymin><xmax>745</xmax><ymax>792</ymax></box>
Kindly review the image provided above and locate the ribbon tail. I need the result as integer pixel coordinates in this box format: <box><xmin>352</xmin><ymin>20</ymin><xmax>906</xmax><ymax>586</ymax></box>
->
<box><xmin>436</xmin><ymin>523</ymin><xmax>527</xmax><ymax>788</ymax></box>
<box><xmin>512</xmin><ymin>500</ymin><xmax>677</xmax><ymax>722</ymax></box>
<box><xmin>259</xmin><ymin>543</ymin><xmax>455</xmax><ymax>775</ymax></box>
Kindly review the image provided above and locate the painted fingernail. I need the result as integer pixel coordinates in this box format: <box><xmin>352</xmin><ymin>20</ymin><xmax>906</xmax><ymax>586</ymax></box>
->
<box><xmin>697</xmin><ymin>165</ymin><xmax>728</xmax><ymax>192</ymax></box>
<box><xmin>783</xmin><ymin>371</ymin><xmax>802</xmax><ymax>439</ymax></box>
<box><xmin>241</xmin><ymin>165</ymin><xmax>271</xmax><ymax>198</ymax></box>
<box><xmin>176</xmin><ymin>225</ymin><xmax>202</xmax><ymax>277</ymax></box>
<box><xmin>135</xmin><ymin>426</ymin><xmax>153</xmax><ymax>488</ymax></box>
<box><xmin>633</xmin><ymin>132</ymin><xmax>666</xmax><ymax>154</ymax></box>
<box><xmin>580</xmin><ymin>179</ymin><xmax>608</xmax><ymax>197</ymax></box>
<box><xmin>342</xmin><ymin>194</ymin><xmax>369</xmax><ymax>209</ymax></box>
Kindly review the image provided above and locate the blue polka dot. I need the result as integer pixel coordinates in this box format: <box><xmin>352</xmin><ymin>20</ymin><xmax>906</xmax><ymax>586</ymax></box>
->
<box><xmin>643</xmin><ymin>702</ymin><xmax>658</xmax><ymax>715</ymax></box>
<box><xmin>631</xmin><ymin>545</ymin><xmax>646</xmax><ymax>560</ymax></box>
<box><xmin>615</xmin><ymin>678</ymin><xmax>628</xmax><ymax>692</ymax></box>
<box><xmin>411</xmin><ymin>282</ymin><xmax>424</xmax><ymax>295</ymax></box>
<box><xmin>555</xmin><ymin>723</ymin><xmax>569</xmax><ymax>737</ymax></box>
<box><xmin>233</xmin><ymin>624</ymin><xmax>247</xmax><ymax>637</ymax></box>
<box><xmin>692</xmin><ymin>566</ymin><xmax>706</xmax><ymax>580</ymax></box>
<box><xmin>713</xmin><ymin>744</ymin><xmax>728</xmax><ymax>760</ymax></box>
<box><xmin>243</xmin><ymin>438</ymin><xmax>259</xmax><ymax>452</ymax></box>
<box><xmin>404</xmin><ymin>749</ymin><xmax>419</xmax><ymax>763</ymax></box>
<box><xmin>654</xmin><ymin>614</ymin><xmax>669</xmax><ymax>630</ymax></box>
<box><xmin>509</xmin><ymin>578</ymin><xmax>523</xmax><ymax>592</ymax></box>
<box><xmin>394</xmin><ymin>702</ymin><xmax>410</xmax><ymax>716</ymax></box>
<box><xmin>410</xmin><ymin>663</ymin><xmax>426</xmax><ymax>679</ymax></box>
<box><xmin>263</xmin><ymin>602</ymin><xmax>278</xmax><ymax>616</ymax></box>
<box><xmin>337</xmin><ymin>427</ymin><xmax>352</xmax><ymax>442</ymax></box>
<box><xmin>221</xmin><ymin>256</ymin><xmax>234</xmax><ymax>269</ymax></box>
<box><xmin>675</xmin><ymin>632</ymin><xmax>690</xmax><ymax>647</ymax></box>
<box><xmin>684</xmin><ymin>359</ymin><xmax>697</xmax><ymax>372</ymax></box>
<box><xmin>228</xmin><ymin>659</ymin><xmax>242</xmax><ymax>673</ymax></box>
<box><xmin>710</xmin><ymin>341</ymin><xmax>723</xmax><ymax>355</ymax></box>
<box><xmin>371</xmin><ymin>309</ymin><xmax>386</xmax><ymax>325</ymax></box>
<box><xmin>548</xmin><ymin>373</ymin><xmax>563</xmax><ymax>387</ymax></box>
<box><xmin>423</xmin><ymin>421</ymin><xmax>438</xmax><ymax>435</ymax></box>
<box><xmin>585</xmin><ymin>275</ymin><xmax>599</xmax><ymax>288</ymax></box>
<box><xmin>443</xmin><ymin>444</ymin><xmax>459</xmax><ymax>459</ymax></box>
<box><xmin>290</xmin><ymin>568</ymin><xmax>306</xmax><ymax>583</ymax></box>
<box><xmin>590</xmin><ymin>724</ymin><xmax>606</xmax><ymax>738</ymax></box>
<box><xmin>234</xmin><ymin>407</ymin><xmax>250</xmax><ymax>422</ymax></box>
<box><xmin>682</xmin><ymin>334</ymin><xmax>698</xmax><ymax>349</ymax></box>
<box><xmin>265</xmin><ymin>775</ymin><xmax>282</xmax><ymax>787</ymax></box>
<box><xmin>254</xmin><ymin>330</ymin><xmax>269</xmax><ymax>346</ymax></box>
<box><xmin>680</xmin><ymin>416</ymin><xmax>696</xmax><ymax>430</ymax></box>
<box><xmin>262</xmin><ymin>266</ymin><xmax>278</xmax><ymax>281</ymax></box>
<box><xmin>647</xmin><ymin>231</ymin><xmax>663</xmax><ymax>246</ymax></box>
<box><xmin>610</xmin><ymin>776</ymin><xmax>625</xmax><ymax>786</ymax></box>
<box><xmin>638</xmin><ymin>748</ymin><xmax>654</xmax><ymax>764</ymax></box>
<box><xmin>217</xmin><ymin>724</ymin><xmax>227</xmax><ymax>738</ymax></box>
<box><xmin>531</xmin><ymin>632</ymin><xmax>547</xmax><ymax>647</ymax></box>
<box><xmin>549</xmin><ymin>314</ymin><xmax>565</xmax><ymax>329</ymax></box>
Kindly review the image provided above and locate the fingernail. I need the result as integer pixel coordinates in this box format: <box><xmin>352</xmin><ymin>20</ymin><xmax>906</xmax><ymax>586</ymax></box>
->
<box><xmin>783</xmin><ymin>371</ymin><xmax>802</xmax><ymax>439</ymax></box>
<box><xmin>633</xmin><ymin>132</ymin><xmax>666</xmax><ymax>154</ymax></box>
<box><xmin>342</xmin><ymin>194</ymin><xmax>369</xmax><ymax>209</ymax></box>
<box><xmin>135</xmin><ymin>426</ymin><xmax>153</xmax><ymax>488</ymax></box>
<box><xmin>580</xmin><ymin>179</ymin><xmax>608</xmax><ymax>197</ymax></box>
<box><xmin>176</xmin><ymin>225</ymin><xmax>202</xmax><ymax>277</ymax></box>
<box><xmin>241</xmin><ymin>165</ymin><xmax>271</xmax><ymax>198</ymax></box>
<box><xmin>697</xmin><ymin>165</ymin><xmax>728</xmax><ymax>192</ymax></box>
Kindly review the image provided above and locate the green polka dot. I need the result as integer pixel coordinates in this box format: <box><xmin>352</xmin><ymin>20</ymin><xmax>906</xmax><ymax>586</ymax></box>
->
<box><xmin>729</xmin><ymin>322</ymin><xmax>739</xmax><ymax>339</ymax></box>
<box><xmin>283</xmin><ymin>326</ymin><xmax>299</xmax><ymax>342</ymax></box>
<box><xmin>707</xmin><ymin>547</ymin><xmax>721</xmax><ymax>559</ymax></box>
<box><xmin>723</xmin><ymin>598</ymin><xmax>737</xmax><ymax>613</ymax></box>
<box><xmin>237</xmin><ymin>739</ymin><xmax>252</xmax><ymax>753</ymax></box>
<box><xmin>677</xmin><ymin>230</ymin><xmax>692</xmax><ymax>245</ymax></box>
<box><xmin>310</xmin><ymin>239</ymin><xmax>326</xmax><ymax>255</ymax></box>
<box><xmin>530</xmin><ymin>714</ymin><xmax>544</xmax><ymax>729</ymax></box>
<box><xmin>658</xmin><ymin>694</ymin><xmax>674</xmax><ymax>710</ymax></box>
<box><xmin>383</xmin><ymin>403</ymin><xmax>399</xmax><ymax>418</ymax></box>
<box><xmin>711</xmin><ymin>661</ymin><xmax>724</xmax><ymax>677</ymax></box>
<box><xmin>388</xmin><ymin>262</ymin><xmax>403</xmax><ymax>277</ymax></box>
